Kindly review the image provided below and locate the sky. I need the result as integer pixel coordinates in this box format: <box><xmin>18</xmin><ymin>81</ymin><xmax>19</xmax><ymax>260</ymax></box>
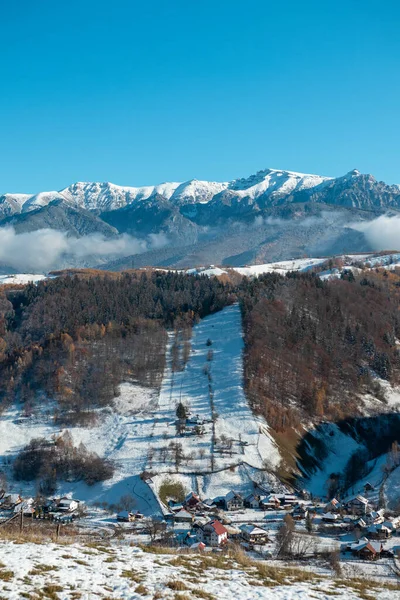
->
<box><xmin>0</xmin><ymin>0</ymin><xmax>399</xmax><ymax>193</ymax></box>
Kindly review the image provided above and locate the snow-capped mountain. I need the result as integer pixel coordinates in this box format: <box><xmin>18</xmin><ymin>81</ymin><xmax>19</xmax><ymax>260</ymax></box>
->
<box><xmin>1</xmin><ymin>167</ymin><xmax>399</xmax><ymax>272</ymax></box>
<box><xmin>2</xmin><ymin>167</ymin><xmax>400</xmax><ymax>217</ymax></box>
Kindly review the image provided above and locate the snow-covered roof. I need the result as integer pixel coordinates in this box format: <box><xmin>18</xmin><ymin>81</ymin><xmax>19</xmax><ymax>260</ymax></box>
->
<box><xmin>240</xmin><ymin>524</ymin><xmax>268</xmax><ymax>536</ymax></box>
<box><xmin>225</xmin><ymin>491</ymin><xmax>242</xmax><ymax>501</ymax></box>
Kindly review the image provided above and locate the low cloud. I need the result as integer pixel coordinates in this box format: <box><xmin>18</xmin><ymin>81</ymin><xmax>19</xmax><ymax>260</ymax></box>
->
<box><xmin>349</xmin><ymin>215</ymin><xmax>400</xmax><ymax>251</ymax></box>
<box><xmin>0</xmin><ymin>227</ymin><xmax>169</xmax><ymax>272</ymax></box>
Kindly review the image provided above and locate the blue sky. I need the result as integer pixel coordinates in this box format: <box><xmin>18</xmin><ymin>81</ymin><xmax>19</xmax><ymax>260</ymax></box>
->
<box><xmin>1</xmin><ymin>0</ymin><xmax>399</xmax><ymax>192</ymax></box>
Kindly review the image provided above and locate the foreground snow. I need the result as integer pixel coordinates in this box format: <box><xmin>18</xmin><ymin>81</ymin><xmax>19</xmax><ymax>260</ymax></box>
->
<box><xmin>0</xmin><ymin>540</ymin><xmax>398</xmax><ymax>600</ymax></box>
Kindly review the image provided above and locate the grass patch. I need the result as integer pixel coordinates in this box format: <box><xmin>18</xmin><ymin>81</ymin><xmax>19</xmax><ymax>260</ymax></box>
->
<box><xmin>29</xmin><ymin>564</ymin><xmax>59</xmax><ymax>575</ymax></box>
<box><xmin>134</xmin><ymin>584</ymin><xmax>148</xmax><ymax>596</ymax></box>
<box><xmin>166</xmin><ymin>580</ymin><xmax>190</xmax><ymax>591</ymax></box>
<box><xmin>0</xmin><ymin>570</ymin><xmax>13</xmax><ymax>581</ymax></box>
<box><xmin>193</xmin><ymin>590</ymin><xmax>216</xmax><ymax>599</ymax></box>
<box><xmin>41</xmin><ymin>584</ymin><xmax>64</xmax><ymax>600</ymax></box>
<box><xmin>121</xmin><ymin>569</ymin><xmax>144</xmax><ymax>583</ymax></box>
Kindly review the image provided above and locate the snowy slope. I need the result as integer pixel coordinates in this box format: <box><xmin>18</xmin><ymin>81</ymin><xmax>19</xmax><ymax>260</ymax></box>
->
<box><xmin>148</xmin><ymin>303</ymin><xmax>281</xmax><ymax>499</ymax></box>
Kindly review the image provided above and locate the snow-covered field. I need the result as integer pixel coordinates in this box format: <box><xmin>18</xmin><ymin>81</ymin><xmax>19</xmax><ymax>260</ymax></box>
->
<box><xmin>0</xmin><ymin>540</ymin><xmax>398</xmax><ymax>600</ymax></box>
<box><xmin>0</xmin><ymin>273</ymin><xmax>47</xmax><ymax>285</ymax></box>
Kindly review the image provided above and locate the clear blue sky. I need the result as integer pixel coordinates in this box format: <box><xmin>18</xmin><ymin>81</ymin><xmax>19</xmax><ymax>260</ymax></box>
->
<box><xmin>1</xmin><ymin>0</ymin><xmax>399</xmax><ymax>193</ymax></box>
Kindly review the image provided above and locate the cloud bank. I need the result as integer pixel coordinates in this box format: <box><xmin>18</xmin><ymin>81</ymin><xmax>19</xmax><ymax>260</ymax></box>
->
<box><xmin>0</xmin><ymin>227</ymin><xmax>168</xmax><ymax>272</ymax></box>
<box><xmin>349</xmin><ymin>215</ymin><xmax>400</xmax><ymax>251</ymax></box>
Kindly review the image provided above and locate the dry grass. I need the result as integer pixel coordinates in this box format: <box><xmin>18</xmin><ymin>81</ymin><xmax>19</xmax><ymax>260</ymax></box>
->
<box><xmin>29</xmin><ymin>564</ymin><xmax>59</xmax><ymax>576</ymax></box>
<box><xmin>166</xmin><ymin>579</ymin><xmax>190</xmax><ymax>591</ymax></box>
<box><xmin>134</xmin><ymin>584</ymin><xmax>148</xmax><ymax>596</ymax></box>
<box><xmin>121</xmin><ymin>569</ymin><xmax>145</xmax><ymax>584</ymax></box>
<box><xmin>192</xmin><ymin>590</ymin><xmax>216</xmax><ymax>599</ymax></box>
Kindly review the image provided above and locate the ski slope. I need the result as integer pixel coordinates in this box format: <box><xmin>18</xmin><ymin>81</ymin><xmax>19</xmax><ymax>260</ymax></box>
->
<box><xmin>148</xmin><ymin>303</ymin><xmax>281</xmax><ymax>499</ymax></box>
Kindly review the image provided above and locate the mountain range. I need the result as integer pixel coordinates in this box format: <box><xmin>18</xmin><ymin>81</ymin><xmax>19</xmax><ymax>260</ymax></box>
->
<box><xmin>1</xmin><ymin>168</ymin><xmax>399</xmax><ymax>271</ymax></box>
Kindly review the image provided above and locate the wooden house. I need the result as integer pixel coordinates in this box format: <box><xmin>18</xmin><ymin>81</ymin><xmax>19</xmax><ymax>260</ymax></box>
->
<box><xmin>239</xmin><ymin>524</ymin><xmax>269</xmax><ymax>544</ymax></box>
<box><xmin>352</xmin><ymin>540</ymin><xmax>382</xmax><ymax>560</ymax></box>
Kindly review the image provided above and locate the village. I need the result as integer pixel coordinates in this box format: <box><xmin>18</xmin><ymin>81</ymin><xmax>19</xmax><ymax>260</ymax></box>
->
<box><xmin>3</xmin><ymin>479</ymin><xmax>399</xmax><ymax>569</ymax></box>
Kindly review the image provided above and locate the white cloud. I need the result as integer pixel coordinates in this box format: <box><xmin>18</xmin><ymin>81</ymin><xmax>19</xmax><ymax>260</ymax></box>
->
<box><xmin>0</xmin><ymin>227</ymin><xmax>169</xmax><ymax>272</ymax></box>
<box><xmin>349</xmin><ymin>215</ymin><xmax>400</xmax><ymax>251</ymax></box>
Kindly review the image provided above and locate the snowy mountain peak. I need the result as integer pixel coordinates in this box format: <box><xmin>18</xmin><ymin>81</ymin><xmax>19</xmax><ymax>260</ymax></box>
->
<box><xmin>3</xmin><ymin>167</ymin><xmax>399</xmax><ymax>219</ymax></box>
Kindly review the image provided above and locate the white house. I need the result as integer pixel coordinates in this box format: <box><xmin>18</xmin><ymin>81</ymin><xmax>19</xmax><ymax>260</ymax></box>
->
<box><xmin>224</xmin><ymin>491</ymin><xmax>244</xmax><ymax>511</ymax></box>
<box><xmin>197</xmin><ymin>519</ymin><xmax>228</xmax><ymax>547</ymax></box>
<box><xmin>57</xmin><ymin>498</ymin><xmax>80</xmax><ymax>512</ymax></box>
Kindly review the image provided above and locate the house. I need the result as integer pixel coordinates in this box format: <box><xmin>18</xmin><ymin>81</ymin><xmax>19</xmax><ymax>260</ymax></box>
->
<box><xmin>190</xmin><ymin>541</ymin><xmax>206</xmax><ymax>551</ymax></box>
<box><xmin>259</xmin><ymin>495</ymin><xmax>280</xmax><ymax>510</ymax></box>
<box><xmin>239</xmin><ymin>524</ymin><xmax>269</xmax><ymax>544</ymax></box>
<box><xmin>291</xmin><ymin>504</ymin><xmax>308</xmax><ymax>520</ymax></box>
<box><xmin>282</xmin><ymin>494</ymin><xmax>299</xmax><ymax>506</ymax></box>
<box><xmin>245</xmin><ymin>494</ymin><xmax>261</xmax><ymax>509</ymax></box>
<box><xmin>197</xmin><ymin>519</ymin><xmax>228</xmax><ymax>547</ymax></box>
<box><xmin>57</xmin><ymin>498</ymin><xmax>80</xmax><ymax>512</ymax></box>
<box><xmin>198</xmin><ymin>499</ymin><xmax>216</xmax><ymax>512</ymax></box>
<box><xmin>1</xmin><ymin>494</ymin><xmax>22</xmax><ymax>509</ymax></box>
<box><xmin>365</xmin><ymin>509</ymin><xmax>384</xmax><ymax>525</ymax></box>
<box><xmin>384</xmin><ymin>516</ymin><xmax>400</xmax><ymax>532</ymax></box>
<box><xmin>322</xmin><ymin>512</ymin><xmax>339</xmax><ymax>523</ymax></box>
<box><xmin>351</xmin><ymin>540</ymin><xmax>383</xmax><ymax>560</ymax></box>
<box><xmin>363</xmin><ymin>482</ymin><xmax>375</xmax><ymax>494</ymax></box>
<box><xmin>13</xmin><ymin>498</ymin><xmax>35</xmax><ymax>516</ymax></box>
<box><xmin>184</xmin><ymin>492</ymin><xmax>201</xmax><ymax>510</ymax></box>
<box><xmin>173</xmin><ymin>509</ymin><xmax>194</xmax><ymax>523</ymax></box>
<box><xmin>367</xmin><ymin>524</ymin><xmax>392</xmax><ymax>539</ymax></box>
<box><xmin>117</xmin><ymin>510</ymin><xmax>135</xmax><ymax>522</ymax></box>
<box><xmin>224</xmin><ymin>491</ymin><xmax>244</xmax><ymax>511</ymax></box>
<box><xmin>345</xmin><ymin>495</ymin><xmax>370</xmax><ymax>515</ymax></box>
<box><xmin>325</xmin><ymin>498</ymin><xmax>341</xmax><ymax>513</ymax></box>
<box><xmin>274</xmin><ymin>494</ymin><xmax>298</xmax><ymax>507</ymax></box>
<box><xmin>353</xmin><ymin>518</ymin><xmax>367</xmax><ymax>531</ymax></box>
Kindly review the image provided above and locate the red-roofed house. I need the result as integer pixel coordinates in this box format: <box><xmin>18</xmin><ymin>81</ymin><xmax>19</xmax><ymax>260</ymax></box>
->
<box><xmin>197</xmin><ymin>519</ymin><xmax>228</xmax><ymax>547</ymax></box>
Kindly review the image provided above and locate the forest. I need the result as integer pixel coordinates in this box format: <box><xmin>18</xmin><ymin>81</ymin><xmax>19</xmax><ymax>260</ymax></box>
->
<box><xmin>0</xmin><ymin>270</ymin><xmax>233</xmax><ymax>424</ymax></box>
<box><xmin>241</xmin><ymin>269</ymin><xmax>400</xmax><ymax>431</ymax></box>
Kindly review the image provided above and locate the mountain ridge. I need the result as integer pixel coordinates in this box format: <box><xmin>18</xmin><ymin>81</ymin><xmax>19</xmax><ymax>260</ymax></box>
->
<box><xmin>5</xmin><ymin>167</ymin><xmax>399</xmax><ymax>216</ymax></box>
